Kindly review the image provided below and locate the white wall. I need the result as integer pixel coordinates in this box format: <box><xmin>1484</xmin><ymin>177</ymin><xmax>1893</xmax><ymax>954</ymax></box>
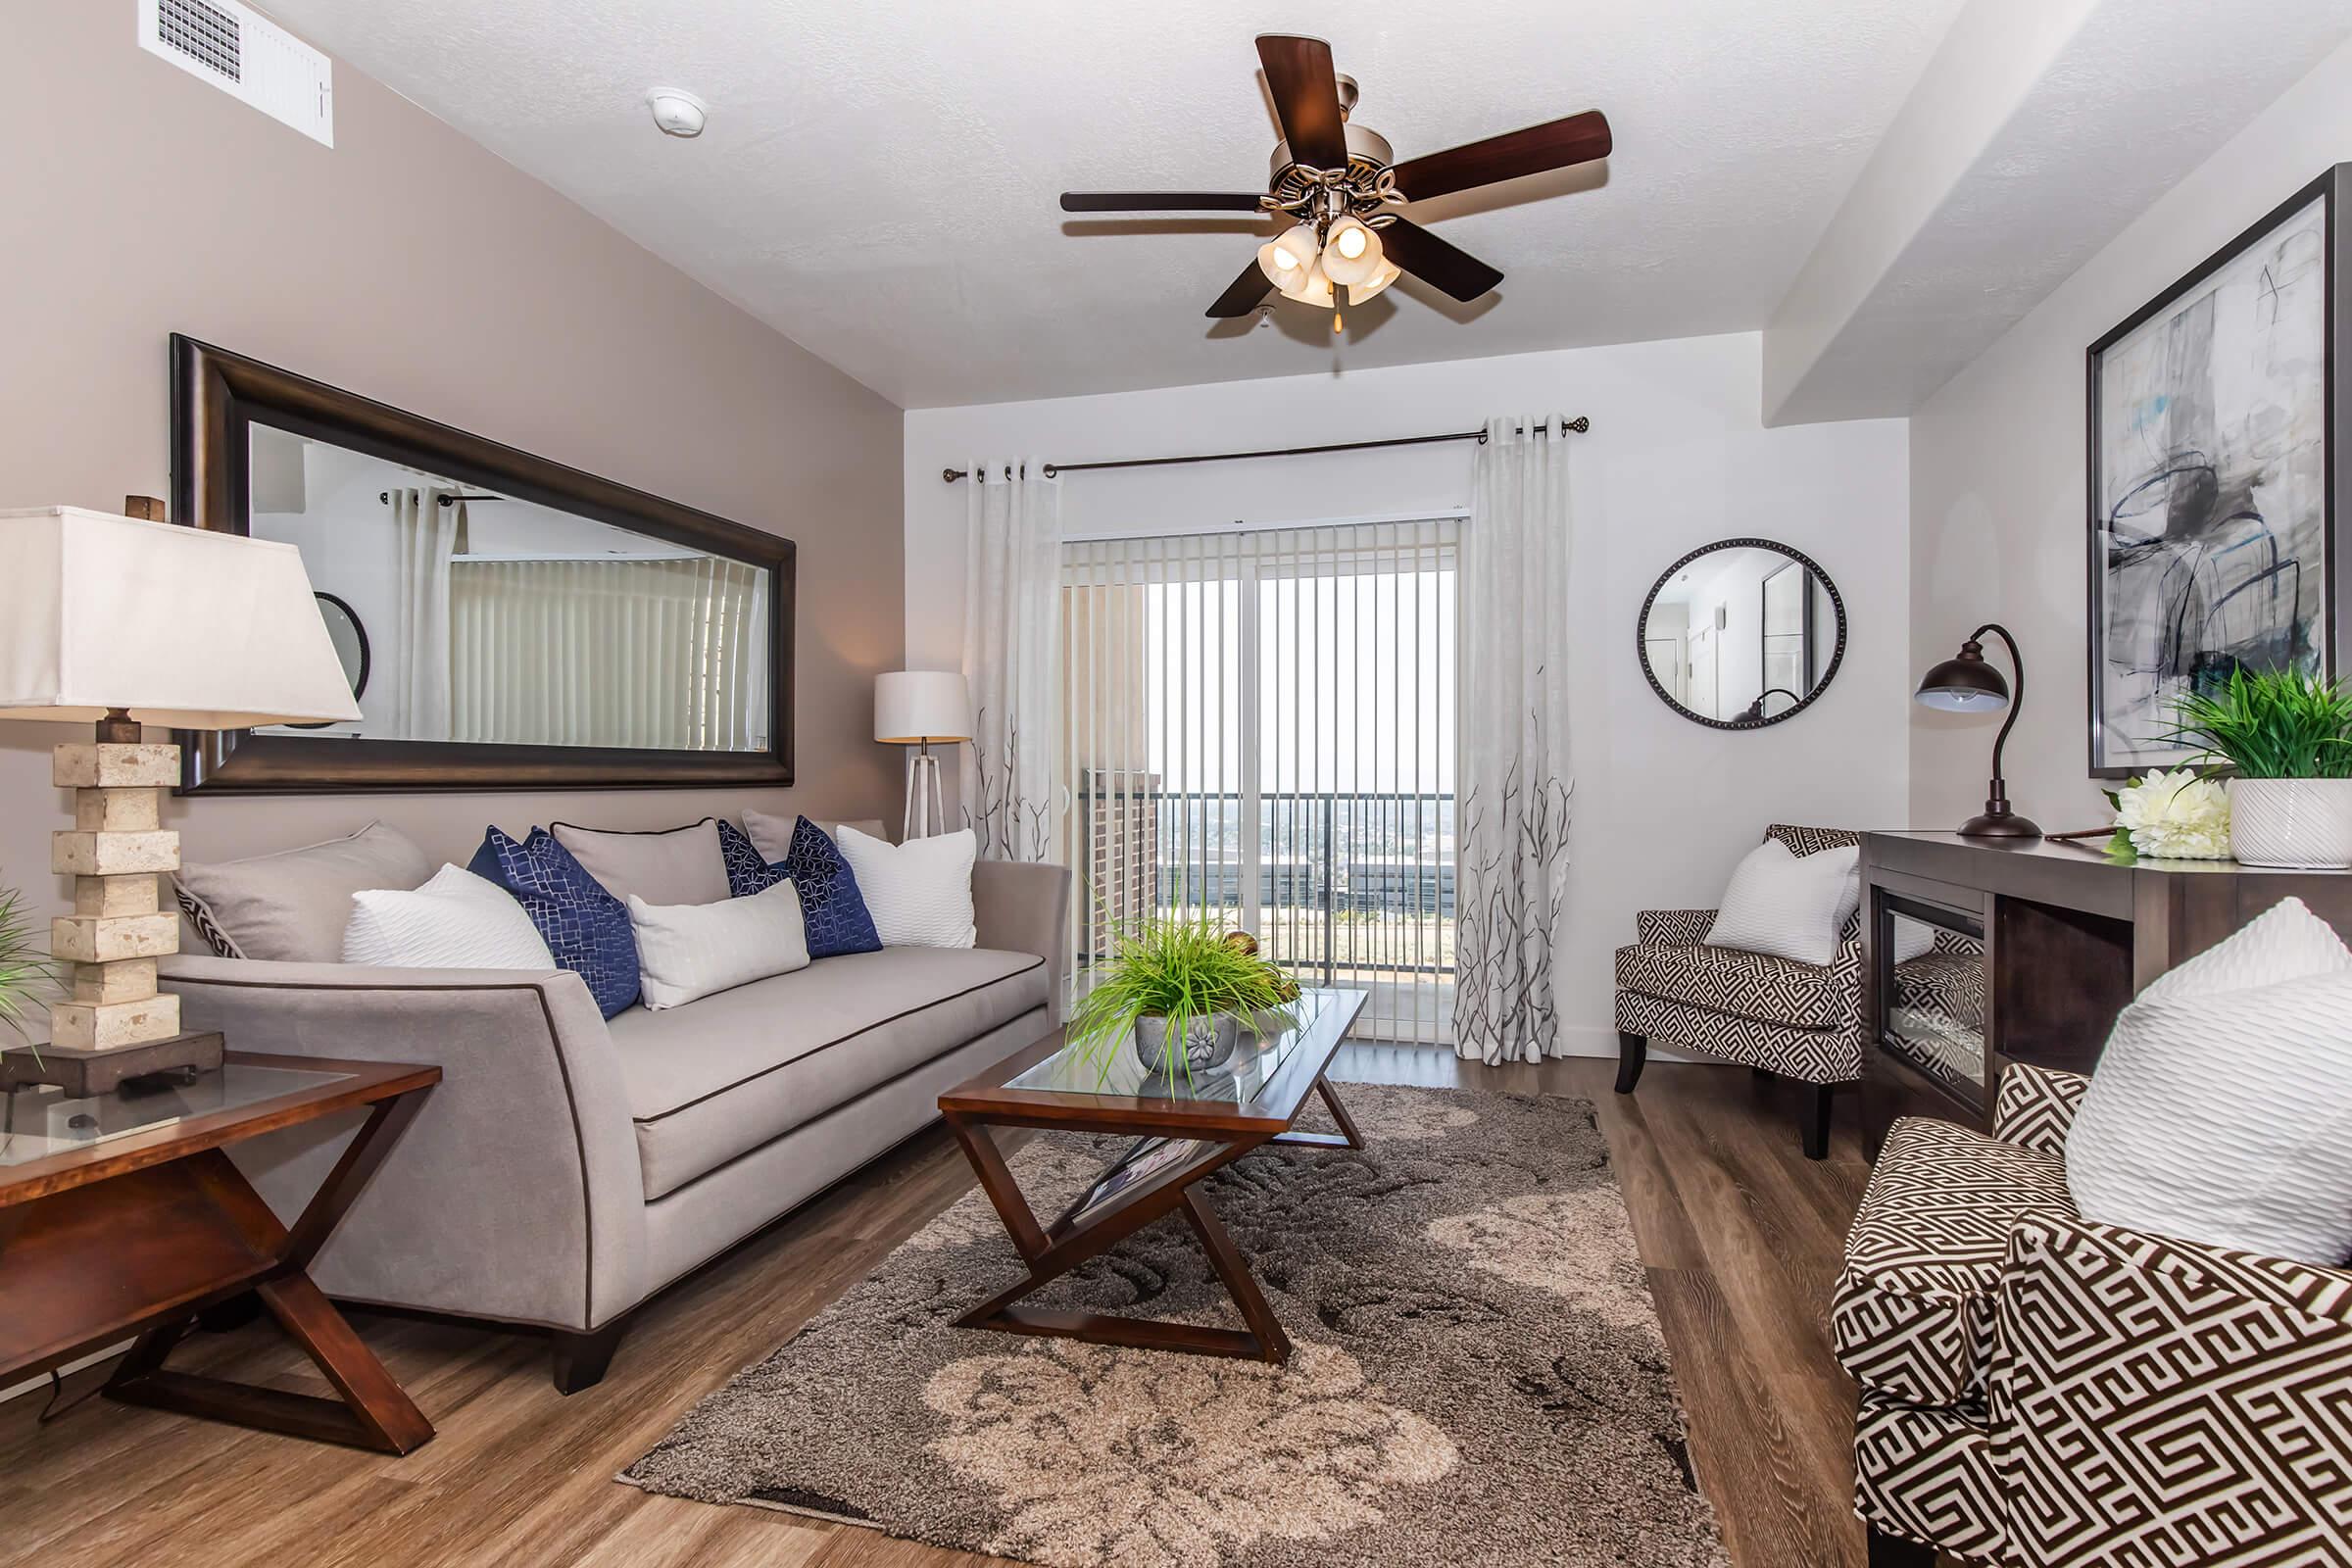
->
<box><xmin>906</xmin><ymin>332</ymin><xmax>1911</xmax><ymax>1054</ymax></box>
<box><xmin>1910</xmin><ymin>37</ymin><xmax>2352</xmax><ymax>832</ymax></box>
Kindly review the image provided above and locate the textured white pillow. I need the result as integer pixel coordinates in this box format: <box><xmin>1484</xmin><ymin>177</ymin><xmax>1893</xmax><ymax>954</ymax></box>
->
<box><xmin>1702</xmin><ymin>837</ymin><xmax>1860</xmax><ymax>966</ymax></box>
<box><xmin>343</xmin><ymin>863</ymin><xmax>556</xmax><ymax>970</ymax></box>
<box><xmin>2067</xmin><ymin>897</ymin><xmax>2352</xmax><ymax>1262</ymax></box>
<box><xmin>627</xmin><ymin>880</ymin><xmax>810</xmax><ymax>1010</ymax></box>
<box><xmin>1889</xmin><ymin>915</ymin><xmax>1938</xmax><ymax>964</ymax></box>
<box><xmin>834</xmin><ymin>826</ymin><xmax>977</xmax><ymax>949</ymax></box>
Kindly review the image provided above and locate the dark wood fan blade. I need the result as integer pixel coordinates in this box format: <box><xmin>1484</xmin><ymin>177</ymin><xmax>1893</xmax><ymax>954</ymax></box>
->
<box><xmin>1378</xmin><ymin>219</ymin><xmax>1504</xmax><ymax>302</ymax></box>
<box><xmin>1206</xmin><ymin>261</ymin><xmax>1274</xmax><ymax>318</ymax></box>
<box><xmin>1391</xmin><ymin>110</ymin><xmax>1612</xmax><ymax>202</ymax></box>
<box><xmin>1256</xmin><ymin>34</ymin><xmax>1348</xmax><ymax>170</ymax></box>
<box><xmin>1060</xmin><ymin>192</ymin><xmax>1268</xmax><ymax>213</ymax></box>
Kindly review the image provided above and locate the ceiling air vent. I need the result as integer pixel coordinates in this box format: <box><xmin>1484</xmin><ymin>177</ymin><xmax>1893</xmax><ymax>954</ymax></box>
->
<box><xmin>138</xmin><ymin>0</ymin><xmax>333</xmax><ymax>148</ymax></box>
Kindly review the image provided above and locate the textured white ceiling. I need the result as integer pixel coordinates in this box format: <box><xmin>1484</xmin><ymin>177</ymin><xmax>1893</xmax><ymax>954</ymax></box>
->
<box><xmin>262</xmin><ymin>0</ymin><xmax>1969</xmax><ymax>409</ymax></box>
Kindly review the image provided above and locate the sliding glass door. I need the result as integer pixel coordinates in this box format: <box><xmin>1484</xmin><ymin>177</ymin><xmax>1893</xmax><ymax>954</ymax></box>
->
<box><xmin>1059</xmin><ymin>519</ymin><xmax>1457</xmax><ymax>1044</ymax></box>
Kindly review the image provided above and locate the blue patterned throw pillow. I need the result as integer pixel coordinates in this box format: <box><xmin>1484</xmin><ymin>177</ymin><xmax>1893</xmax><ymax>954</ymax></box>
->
<box><xmin>717</xmin><ymin>819</ymin><xmax>786</xmax><ymax>897</ymax></box>
<box><xmin>468</xmin><ymin>826</ymin><xmax>641</xmax><ymax>1017</ymax></box>
<box><xmin>782</xmin><ymin>817</ymin><xmax>882</xmax><ymax>958</ymax></box>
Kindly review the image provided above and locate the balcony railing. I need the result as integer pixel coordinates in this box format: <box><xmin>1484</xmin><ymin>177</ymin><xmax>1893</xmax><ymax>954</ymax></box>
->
<box><xmin>1074</xmin><ymin>787</ymin><xmax>1455</xmax><ymax>986</ymax></box>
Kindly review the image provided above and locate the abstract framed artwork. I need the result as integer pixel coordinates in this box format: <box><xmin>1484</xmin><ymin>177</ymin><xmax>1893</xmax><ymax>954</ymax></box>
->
<box><xmin>2086</xmin><ymin>165</ymin><xmax>2352</xmax><ymax>777</ymax></box>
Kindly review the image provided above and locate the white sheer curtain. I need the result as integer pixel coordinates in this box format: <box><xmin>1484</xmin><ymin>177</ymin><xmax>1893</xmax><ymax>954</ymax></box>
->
<box><xmin>961</xmin><ymin>460</ymin><xmax>1061</xmax><ymax>860</ymax></box>
<box><xmin>1454</xmin><ymin>416</ymin><xmax>1576</xmax><ymax>1063</ymax></box>
<box><xmin>390</xmin><ymin>487</ymin><xmax>457</xmax><ymax>740</ymax></box>
<box><xmin>450</xmin><ymin>556</ymin><xmax>765</xmax><ymax>750</ymax></box>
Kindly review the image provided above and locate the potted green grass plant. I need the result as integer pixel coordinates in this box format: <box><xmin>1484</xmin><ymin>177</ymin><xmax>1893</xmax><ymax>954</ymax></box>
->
<box><xmin>1065</xmin><ymin>918</ymin><xmax>1300</xmax><ymax>1080</ymax></box>
<box><xmin>2159</xmin><ymin>667</ymin><xmax>2352</xmax><ymax>867</ymax></box>
<box><xmin>0</xmin><ymin>879</ymin><xmax>59</xmax><ymax>1063</ymax></box>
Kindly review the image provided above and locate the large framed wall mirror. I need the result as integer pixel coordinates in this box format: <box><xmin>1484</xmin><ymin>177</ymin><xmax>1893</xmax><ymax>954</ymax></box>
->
<box><xmin>1638</xmin><ymin>537</ymin><xmax>1846</xmax><ymax>729</ymax></box>
<box><xmin>170</xmin><ymin>336</ymin><xmax>794</xmax><ymax>793</ymax></box>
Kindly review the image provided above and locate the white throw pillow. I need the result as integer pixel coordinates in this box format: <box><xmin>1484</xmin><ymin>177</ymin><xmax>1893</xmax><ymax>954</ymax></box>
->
<box><xmin>627</xmin><ymin>880</ymin><xmax>810</xmax><ymax>1010</ymax></box>
<box><xmin>1701</xmin><ymin>837</ymin><xmax>1860</xmax><ymax>967</ymax></box>
<box><xmin>2067</xmin><ymin>897</ymin><xmax>2352</xmax><ymax>1262</ymax></box>
<box><xmin>343</xmin><ymin>862</ymin><xmax>556</xmax><ymax>970</ymax></box>
<box><xmin>834</xmin><ymin>826</ymin><xmax>977</xmax><ymax>949</ymax></box>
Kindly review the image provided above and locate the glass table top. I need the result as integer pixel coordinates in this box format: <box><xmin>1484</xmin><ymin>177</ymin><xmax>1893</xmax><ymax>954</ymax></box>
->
<box><xmin>0</xmin><ymin>1063</ymin><xmax>355</xmax><ymax>1167</ymax></box>
<box><xmin>1007</xmin><ymin>988</ymin><xmax>1351</xmax><ymax>1105</ymax></box>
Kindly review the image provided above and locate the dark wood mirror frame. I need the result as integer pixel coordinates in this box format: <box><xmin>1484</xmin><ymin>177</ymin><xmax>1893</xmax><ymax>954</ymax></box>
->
<box><xmin>169</xmin><ymin>335</ymin><xmax>796</xmax><ymax>795</ymax></box>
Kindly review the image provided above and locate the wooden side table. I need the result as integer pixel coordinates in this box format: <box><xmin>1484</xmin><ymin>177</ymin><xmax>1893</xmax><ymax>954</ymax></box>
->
<box><xmin>0</xmin><ymin>1051</ymin><xmax>439</xmax><ymax>1453</ymax></box>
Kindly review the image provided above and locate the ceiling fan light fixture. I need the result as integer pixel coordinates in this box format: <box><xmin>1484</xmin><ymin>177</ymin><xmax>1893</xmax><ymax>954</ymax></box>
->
<box><xmin>1321</xmin><ymin>216</ymin><xmax>1382</xmax><ymax>286</ymax></box>
<box><xmin>1346</xmin><ymin>256</ymin><xmax>1401</xmax><ymax>305</ymax></box>
<box><xmin>1279</xmin><ymin>256</ymin><xmax>1335</xmax><ymax>307</ymax></box>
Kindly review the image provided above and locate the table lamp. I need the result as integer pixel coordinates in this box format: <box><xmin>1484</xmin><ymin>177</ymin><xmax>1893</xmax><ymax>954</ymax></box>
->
<box><xmin>0</xmin><ymin>507</ymin><xmax>361</xmax><ymax>1092</ymax></box>
<box><xmin>876</xmin><ymin>671</ymin><xmax>972</xmax><ymax>840</ymax></box>
<box><xmin>1914</xmin><ymin>622</ymin><xmax>2040</xmax><ymax>840</ymax></box>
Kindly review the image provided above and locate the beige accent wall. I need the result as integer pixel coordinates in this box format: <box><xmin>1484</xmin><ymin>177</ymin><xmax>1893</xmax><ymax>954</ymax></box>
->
<box><xmin>0</xmin><ymin>8</ymin><xmax>904</xmax><ymax>921</ymax></box>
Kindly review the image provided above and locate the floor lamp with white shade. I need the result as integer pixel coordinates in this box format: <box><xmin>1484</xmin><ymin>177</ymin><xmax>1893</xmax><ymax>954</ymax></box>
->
<box><xmin>877</xmin><ymin>671</ymin><xmax>971</xmax><ymax>840</ymax></box>
<box><xmin>0</xmin><ymin>507</ymin><xmax>361</xmax><ymax>1093</ymax></box>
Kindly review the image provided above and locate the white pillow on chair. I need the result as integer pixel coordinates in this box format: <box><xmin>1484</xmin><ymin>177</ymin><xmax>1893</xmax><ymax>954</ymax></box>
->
<box><xmin>833</xmin><ymin>826</ymin><xmax>977</xmax><ymax>949</ymax></box>
<box><xmin>2067</xmin><ymin>897</ymin><xmax>2352</xmax><ymax>1262</ymax></box>
<box><xmin>1701</xmin><ymin>837</ymin><xmax>1860</xmax><ymax>967</ymax></box>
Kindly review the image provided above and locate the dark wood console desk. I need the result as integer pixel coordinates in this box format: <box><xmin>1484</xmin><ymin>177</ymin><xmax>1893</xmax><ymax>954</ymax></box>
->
<box><xmin>1860</xmin><ymin>832</ymin><xmax>2352</xmax><ymax>1152</ymax></box>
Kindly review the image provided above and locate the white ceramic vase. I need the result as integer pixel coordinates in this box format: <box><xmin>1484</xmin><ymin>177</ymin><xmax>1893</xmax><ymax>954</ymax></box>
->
<box><xmin>2227</xmin><ymin>777</ymin><xmax>2352</xmax><ymax>868</ymax></box>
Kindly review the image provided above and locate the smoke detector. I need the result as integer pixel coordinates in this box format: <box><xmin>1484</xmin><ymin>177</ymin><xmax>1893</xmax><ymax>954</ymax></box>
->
<box><xmin>647</xmin><ymin>88</ymin><xmax>707</xmax><ymax>138</ymax></box>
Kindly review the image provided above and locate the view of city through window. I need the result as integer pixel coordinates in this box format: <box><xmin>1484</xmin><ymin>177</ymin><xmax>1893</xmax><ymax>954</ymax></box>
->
<box><xmin>1060</xmin><ymin>520</ymin><xmax>1456</xmax><ymax>1044</ymax></box>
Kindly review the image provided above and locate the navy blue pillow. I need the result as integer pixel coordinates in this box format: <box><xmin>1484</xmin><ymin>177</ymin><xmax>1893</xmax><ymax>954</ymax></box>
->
<box><xmin>717</xmin><ymin>819</ymin><xmax>785</xmax><ymax>897</ymax></box>
<box><xmin>468</xmin><ymin>826</ymin><xmax>641</xmax><ymax>1017</ymax></box>
<box><xmin>782</xmin><ymin>818</ymin><xmax>882</xmax><ymax>958</ymax></box>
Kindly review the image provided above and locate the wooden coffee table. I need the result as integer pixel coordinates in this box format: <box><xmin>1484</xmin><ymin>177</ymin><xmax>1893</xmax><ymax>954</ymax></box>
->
<box><xmin>938</xmin><ymin>986</ymin><xmax>1367</xmax><ymax>1365</ymax></box>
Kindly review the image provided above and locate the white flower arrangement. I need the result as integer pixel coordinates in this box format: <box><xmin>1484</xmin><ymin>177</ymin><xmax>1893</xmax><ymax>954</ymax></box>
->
<box><xmin>2110</xmin><ymin>767</ymin><xmax>2232</xmax><ymax>860</ymax></box>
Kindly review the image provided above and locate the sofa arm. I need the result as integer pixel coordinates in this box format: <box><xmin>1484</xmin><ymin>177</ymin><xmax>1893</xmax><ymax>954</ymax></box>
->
<box><xmin>1637</xmin><ymin>908</ymin><xmax>1716</xmax><ymax>946</ymax></box>
<box><xmin>1991</xmin><ymin>1064</ymin><xmax>2089</xmax><ymax>1154</ymax></box>
<box><xmin>1992</xmin><ymin>1214</ymin><xmax>2352</xmax><ymax>1566</ymax></box>
<box><xmin>972</xmin><ymin>860</ymin><xmax>1072</xmax><ymax>1021</ymax></box>
<box><xmin>162</xmin><ymin>956</ymin><xmax>649</xmax><ymax>1333</ymax></box>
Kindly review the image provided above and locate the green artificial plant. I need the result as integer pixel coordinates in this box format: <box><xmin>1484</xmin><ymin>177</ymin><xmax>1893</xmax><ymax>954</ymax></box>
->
<box><xmin>1065</xmin><ymin>917</ymin><xmax>1299</xmax><ymax>1080</ymax></box>
<box><xmin>0</xmin><ymin>881</ymin><xmax>59</xmax><ymax>1059</ymax></box>
<box><xmin>2156</xmin><ymin>666</ymin><xmax>2352</xmax><ymax>779</ymax></box>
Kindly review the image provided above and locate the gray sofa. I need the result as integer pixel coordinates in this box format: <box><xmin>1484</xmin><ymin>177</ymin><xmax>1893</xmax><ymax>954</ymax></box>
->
<box><xmin>160</xmin><ymin>857</ymin><xmax>1070</xmax><ymax>1392</ymax></box>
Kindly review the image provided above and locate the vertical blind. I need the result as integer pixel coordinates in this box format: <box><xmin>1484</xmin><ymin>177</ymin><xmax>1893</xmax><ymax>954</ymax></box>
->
<box><xmin>450</xmin><ymin>557</ymin><xmax>768</xmax><ymax>750</ymax></box>
<box><xmin>1058</xmin><ymin>518</ymin><xmax>1458</xmax><ymax>1045</ymax></box>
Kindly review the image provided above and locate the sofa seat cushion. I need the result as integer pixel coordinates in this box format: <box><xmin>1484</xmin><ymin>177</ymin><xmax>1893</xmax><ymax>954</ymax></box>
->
<box><xmin>1832</xmin><ymin>1115</ymin><xmax>2074</xmax><ymax>1406</ymax></box>
<box><xmin>1614</xmin><ymin>940</ymin><xmax>1840</xmax><ymax>1030</ymax></box>
<box><xmin>612</xmin><ymin>947</ymin><xmax>1049</xmax><ymax>1200</ymax></box>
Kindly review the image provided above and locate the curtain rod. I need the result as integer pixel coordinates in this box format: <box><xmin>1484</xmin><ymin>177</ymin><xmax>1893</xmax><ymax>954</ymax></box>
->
<box><xmin>377</xmin><ymin>491</ymin><xmax>505</xmax><ymax>506</ymax></box>
<box><xmin>939</xmin><ymin>416</ymin><xmax>1590</xmax><ymax>483</ymax></box>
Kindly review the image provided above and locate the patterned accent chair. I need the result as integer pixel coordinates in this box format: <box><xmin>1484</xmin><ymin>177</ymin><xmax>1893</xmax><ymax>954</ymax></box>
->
<box><xmin>1613</xmin><ymin>823</ymin><xmax>1864</xmax><ymax>1158</ymax></box>
<box><xmin>1835</xmin><ymin>1064</ymin><xmax>2352</xmax><ymax>1567</ymax></box>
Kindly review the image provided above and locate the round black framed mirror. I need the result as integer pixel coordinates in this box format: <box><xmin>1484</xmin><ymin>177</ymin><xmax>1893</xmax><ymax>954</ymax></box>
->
<box><xmin>284</xmin><ymin>592</ymin><xmax>370</xmax><ymax>730</ymax></box>
<box><xmin>1637</xmin><ymin>538</ymin><xmax>1845</xmax><ymax>729</ymax></box>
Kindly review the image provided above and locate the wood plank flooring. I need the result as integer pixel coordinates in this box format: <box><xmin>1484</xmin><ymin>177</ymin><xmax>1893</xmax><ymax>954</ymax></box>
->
<box><xmin>0</xmin><ymin>1054</ymin><xmax>1872</xmax><ymax>1568</ymax></box>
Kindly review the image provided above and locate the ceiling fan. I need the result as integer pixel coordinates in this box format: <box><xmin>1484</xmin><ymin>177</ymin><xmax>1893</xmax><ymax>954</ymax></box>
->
<box><xmin>1060</xmin><ymin>34</ymin><xmax>1611</xmax><ymax>321</ymax></box>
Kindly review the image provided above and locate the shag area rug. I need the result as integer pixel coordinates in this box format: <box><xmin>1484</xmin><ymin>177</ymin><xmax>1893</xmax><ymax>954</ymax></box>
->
<box><xmin>624</xmin><ymin>1083</ymin><xmax>1728</xmax><ymax>1568</ymax></box>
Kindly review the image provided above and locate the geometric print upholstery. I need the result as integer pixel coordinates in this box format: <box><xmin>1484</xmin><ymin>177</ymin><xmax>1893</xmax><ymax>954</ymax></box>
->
<box><xmin>1614</xmin><ymin>823</ymin><xmax>1868</xmax><ymax>1089</ymax></box>
<box><xmin>1613</xmin><ymin>984</ymin><xmax>1863</xmax><ymax>1084</ymax></box>
<box><xmin>1835</xmin><ymin>1115</ymin><xmax>2073</xmax><ymax>1406</ymax></box>
<box><xmin>1991</xmin><ymin>1063</ymin><xmax>2090</xmax><ymax>1156</ymax></box>
<box><xmin>1892</xmin><ymin>948</ymin><xmax>1984</xmax><ymax>1032</ymax></box>
<box><xmin>1845</xmin><ymin>1074</ymin><xmax>2352</xmax><ymax>1567</ymax></box>
<box><xmin>1853</xmin><ymin>1391</ymin><xmax>2005</xmax><ymax>1565</ymax></box>
<box><xmin>1991</xmin><ymin>1214</ymin><xmax>2352</xmax><ymax>1568</ymax></box>
<box><xmin>1613</xmin><ymin>940</ymin><xmax>1843</xmax><ymax>1029</ymax></box>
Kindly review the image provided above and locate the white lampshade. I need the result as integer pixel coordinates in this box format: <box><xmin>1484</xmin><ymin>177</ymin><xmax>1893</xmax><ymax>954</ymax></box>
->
<box><xmin>1320</xmin><ymin>216</ymin><xmax>1383</xmax><ymax>287</ymax></box>
<box><xmin>875</xmin><ymin>670</ymin><xmax>972</xmax><ymax>744</ymax></box>
<box><xmin>0</xmin><ymin>508</ymin><xmax>362</xmax><ymax>729</ymax></box>
<box><xmin>1279</xmin><ymin>256</ymin><xmax>1336</xmax><ymax>307</ymax></box>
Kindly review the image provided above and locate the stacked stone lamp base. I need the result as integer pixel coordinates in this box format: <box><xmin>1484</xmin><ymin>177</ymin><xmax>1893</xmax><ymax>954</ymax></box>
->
<box><xmin>0</xmin><ymin>727</ymin><xmax>222</xmax><ymax>1097</ymax></box>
